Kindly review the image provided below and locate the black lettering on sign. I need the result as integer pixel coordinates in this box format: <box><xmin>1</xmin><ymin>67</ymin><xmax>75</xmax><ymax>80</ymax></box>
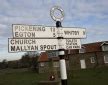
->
<box><xmin>10</xmin><ymin>45</ymin><xmax>39</xmax><ymax>52</ymax></box>
<box><xmin>53</xmin><ymin>33</ymin><xmax>56</xmax><ymax>37</ymax></box>
<box><xmin>73</xmin><ymin>43</ymin><xmax>77</xmax><ymax>45</ymax></box>
<box><xmin>14</xmin><ymin>25</ymin><xmax>18</xmax><ymax>31</ymax></box>
<box><xmin>11</xmin><ymin>46</ymin><xmax>15</xmax><ymax>51</ymax></box>
<box><xmin>16</xmin><ymin>46</ymin><xmax>21</xmax><ymax>51</ymax></box>
<box><xmin>50</xmin><ymin>27</ymin><xmax>55</xmax><ymax>32</ymax></box>
<box><xmin>66</xmin><ymin>39</ymin><xmax>77</xmax><ymax>45</ymax></box>
<box><xmin>66</xmin><ymin>46</ymin><xmax>72</xmax><ymax>49</ymax></box>
<box><xmin>73</xmin><ymin>46</ymin><xmax>80</xmax><ymax>49</ymax></box>
<box><xmin>15</xmin><ymin>32</ymin><xmax>35</xmax><ymax>38</ymax></box>
<box><xmin>50</xmin><ymin>27</ymin><xmax>56</xmax><ymax>37</ymax></box>
<box><xmin>64</xmin><ymin>31</ymin><xmax>79</xmax><ymax>35</ymax></box>
<box><xmin>10</xmin><ymin>39</ymin><xmax>36</xmax><ymax>45</ymax></box>
<box><xmin>14</xmin><ymin>25</ymin><xmax>46</xmax><ymax>32</ymax></box>
<box><xmin>40</xmin><ymin>45</ymin><xmax>57</xmax><ymax>50</ymax></box>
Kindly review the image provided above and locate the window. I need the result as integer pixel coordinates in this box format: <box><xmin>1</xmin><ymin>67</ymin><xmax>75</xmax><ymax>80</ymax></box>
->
<box><xmin>53</xmin><ymin>62</ymin><xmax>59</xmax><ymax>67</ymax></box>
<box><xmin>90</xmin><ymin>57</ymin><xmax>95</xmax><ymax>63</ymax></box>
<box><xmin>104</xmin><ymin>55</ymin><xmax>108</xmax><ymax>63</ymax></box>
<box><xmin>102</xmin><ymin>45</ymin><xmax>108</xmax><ymax>51</ymax></box>
<box><xmin>40</xmin><ymin>62</ymin><xmax>45</xmax><ymax>67</ymax></box>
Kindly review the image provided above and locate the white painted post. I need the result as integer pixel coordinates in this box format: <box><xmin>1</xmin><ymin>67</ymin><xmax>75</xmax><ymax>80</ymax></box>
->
<box><xmin>56</xmin><ymin>21</ymin><xmax>67</xmax><ymax>85</ymax></box>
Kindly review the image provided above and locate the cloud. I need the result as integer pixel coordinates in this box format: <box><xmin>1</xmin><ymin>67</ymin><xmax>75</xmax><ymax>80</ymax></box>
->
<box><xmin>0</xmin><ymin>24</ymin><xmax>9</xmax><ymax>37</ymax></box>
<box><xmin>1</xmin><ymin>0</ymin><xmax>108</xmax><ymax>23</ymax></box>
<box><xmin>0</xmin><ymin>0</ymin><xmax>108</xmax><ymax>61</ymax></box>
<box><xmin>66</xmin><ymin>0</ymin><xmax>108</xmax><ymax>20</ymax></box>
<box><xmin>0</xmin><ymin>44</ymin><xmax>7</xmax><ymax>51</ymax></box>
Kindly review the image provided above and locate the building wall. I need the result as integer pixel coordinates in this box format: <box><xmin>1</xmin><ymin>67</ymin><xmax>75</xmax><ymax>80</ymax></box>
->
<box><xmin>69</xmin><ymin>51</ymin><xmax>108</xmax><ymax>70</ymax></box>
<box><xmin>38</xmin><ymin>51</ymin><xmax>108</xmax><ymax>73</ymax></box>
<box><xmin>38</xmin><ymin>60</ymin><xmax>69</xmax><ymax>73</ymax></box>
<box><xmin>38</xmin><ymin>62</ymin><xmax>49</xmax><ymax>73</ymax></box>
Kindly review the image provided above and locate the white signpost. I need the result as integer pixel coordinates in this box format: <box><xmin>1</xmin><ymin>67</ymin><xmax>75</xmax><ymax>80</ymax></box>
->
<box><xmin>8</xmin><ymin>38</ymin><xmax>81</xmax><ymax>52</ymax></box>
<box><xmin>12</xmin><ymin>24</ymin><xmax>86</xmax><ymax>38</ymax></box>
<box><xmin>8</xmin><ymin>6</ymin><xmax>87</xmax><ymax>85</ymax></box>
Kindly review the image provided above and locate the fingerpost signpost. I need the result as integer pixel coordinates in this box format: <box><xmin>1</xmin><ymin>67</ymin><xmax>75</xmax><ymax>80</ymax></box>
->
<box><xmin>8</xmin><ymin>6</ymin><xmax>86</xmax><ymax>85</ymax></box>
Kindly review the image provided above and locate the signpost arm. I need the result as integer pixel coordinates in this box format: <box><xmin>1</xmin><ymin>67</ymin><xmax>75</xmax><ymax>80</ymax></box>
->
<box><xmin>56</xmin><ymin>21</ymin><xmax>67</xmax><ymax>85</ymax></box>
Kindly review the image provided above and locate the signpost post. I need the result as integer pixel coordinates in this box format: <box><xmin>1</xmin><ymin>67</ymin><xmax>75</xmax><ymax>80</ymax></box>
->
<box><xmin>50</xmin><ymin>6</ymin><xmax>67</xmax><ymax>85</ymax></box>
<box><xmin>56</xmin><ymin>21</ymin><xmax>68</xmax><ymax>85</ymax></box>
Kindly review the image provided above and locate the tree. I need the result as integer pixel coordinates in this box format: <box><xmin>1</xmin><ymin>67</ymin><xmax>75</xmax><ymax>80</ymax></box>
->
<box><xmin>0</xmin><ymin>59</ymin><xmax>8</xmax><ymax>69</ymax></box>
<box><xmin>8</xmin><ymin>60</ymin><xmax>19</xmax><ymax>69</ymax></box>
<box><xmin>20</xmin><ymin>52</ymin><xmax>40</xmax><ymax>71</ymax></box>
<box><xmin>20</xmin><ymin>54</ymin><xmax>30</xmax><ymax>68</ymax></box>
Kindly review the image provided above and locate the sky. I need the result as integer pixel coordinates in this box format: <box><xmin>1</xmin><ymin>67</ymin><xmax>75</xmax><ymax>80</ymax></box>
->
<box><xmin>0</xmin><ymin>0</ymin><xmax>108</xmax><ymax>62</ymax></box>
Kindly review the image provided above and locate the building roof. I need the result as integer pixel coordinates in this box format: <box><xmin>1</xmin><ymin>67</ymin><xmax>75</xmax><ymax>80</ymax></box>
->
<box><xmin>38</xmin><ymin>41</ymin><xmax>108</xmax><ymax>62</ymax></box>
<box><xmin>38</xmin><ymin>52</ymin><xmax>49</xmax><ymax>62</ymax></box>
<box><xmin>101</xmin><ymin>41</ymin><xmax>108</xmax><ymax>46</ymax></box>
<box><xmin>83</xmin><ymin>42</ymin><xmax>102</xmax><ymax>52</ymax></box>
<box><xmin>82</xmin><ymin>41</ymin><xmax>108</xmax><ymax>52</ymax></box>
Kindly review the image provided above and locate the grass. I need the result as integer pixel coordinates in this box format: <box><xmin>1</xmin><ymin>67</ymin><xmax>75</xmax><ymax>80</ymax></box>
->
<box><xmin>68</xmin><ymin>68</ymin><xmax>108</xmax><ymax>85</ymax></box>
<box><xmin>0</xmin><ymin>68</ymin><xmax>108</xmax><ymax>85</ymax></box>
<box><xmin>0</xmin><ymin>68</ymin><xmax>47</xmax><ymax>85</ymax></box>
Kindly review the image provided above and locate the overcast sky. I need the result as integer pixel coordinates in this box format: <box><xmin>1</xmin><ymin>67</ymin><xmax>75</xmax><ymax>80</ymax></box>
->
<box><xmin>0</xmin><ymin>0</ymin><xmax>108</xmax><ymax>61</ymax></box>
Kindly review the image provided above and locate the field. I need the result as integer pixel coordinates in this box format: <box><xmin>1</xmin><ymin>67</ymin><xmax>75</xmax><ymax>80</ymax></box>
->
<box><xmin>68</xmin><ymin>68</ymin><xmax>108</xmax><ymax>85</ymax></box>
<box><xmin>0</xmin><ymin>68</ymin><xmax>108</xmax><ymax>85</ymax></box>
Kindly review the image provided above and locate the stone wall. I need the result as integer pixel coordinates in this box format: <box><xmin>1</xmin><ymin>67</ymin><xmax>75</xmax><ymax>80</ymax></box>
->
<box><xmin>37</xmin><ymin>51</ymin><xmax>108</xmax><ymax>73</ymax></box>
<box><xmin>69</xmin><ymin>51</ymin><xmax>108</xmax><ymax>70</ymax></box>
